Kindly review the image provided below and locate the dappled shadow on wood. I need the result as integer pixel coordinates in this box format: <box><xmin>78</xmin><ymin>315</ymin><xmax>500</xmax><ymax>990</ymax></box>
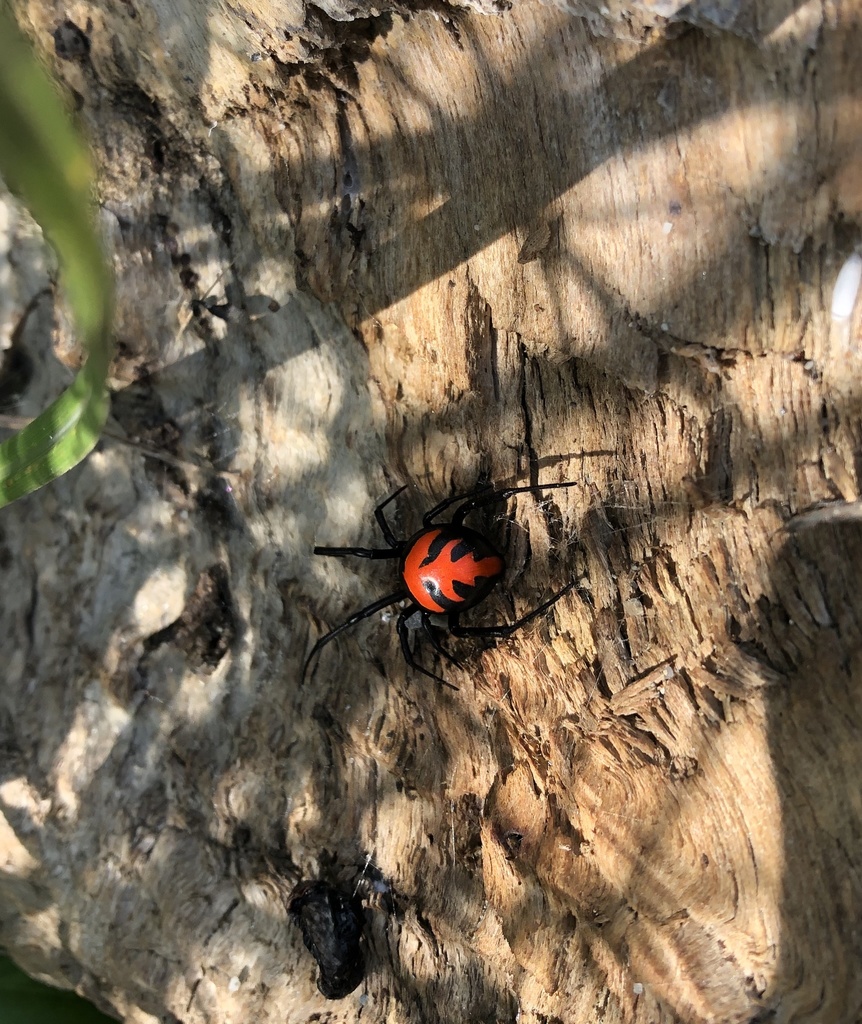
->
<box><xmin>2</xmin><ymin>1</ymin><xmax>862</xmax><ymax>1023</ymax></box>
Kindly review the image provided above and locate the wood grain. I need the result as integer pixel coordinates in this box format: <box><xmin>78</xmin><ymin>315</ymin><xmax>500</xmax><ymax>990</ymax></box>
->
<box><xmin>1</xmin><ymin>1</ymin><xmax>862</xmax><ymax>1022</ymax></box>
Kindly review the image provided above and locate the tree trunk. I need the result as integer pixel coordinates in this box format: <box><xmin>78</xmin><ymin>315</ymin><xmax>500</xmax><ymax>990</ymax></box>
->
<box><xmin>2</xmin><ymin>1</ymin><xmax>862</xmax><ymax>1022</ymax></box>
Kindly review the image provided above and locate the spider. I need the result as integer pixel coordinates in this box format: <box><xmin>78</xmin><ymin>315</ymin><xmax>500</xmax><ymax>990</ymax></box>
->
<box><xmin>302</xmin><ymin>481</ymin><xmax>581</xmax><ymax>688</ymax></box>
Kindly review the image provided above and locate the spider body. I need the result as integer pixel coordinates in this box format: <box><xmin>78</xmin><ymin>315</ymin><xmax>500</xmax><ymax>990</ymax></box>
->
<box><xmin>302</xmin><ymin>481</ymin><xmax>580</xmax><ymax>688</ymax></box>
<box><xmin>399</xmin><ymin>525</ymin><xmax>505</xmax><ymax>613</ymax></box>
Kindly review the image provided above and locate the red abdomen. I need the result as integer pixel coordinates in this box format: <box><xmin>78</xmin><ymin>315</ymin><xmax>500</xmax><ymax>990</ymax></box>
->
<box><xmin>400</xmin><ymin>527</ymin><xmax>505</xmax><ymax>614</ymax></box>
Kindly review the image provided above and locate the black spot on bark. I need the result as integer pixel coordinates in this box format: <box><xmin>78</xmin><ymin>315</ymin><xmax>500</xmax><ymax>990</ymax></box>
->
<box><xmin>143</xmin><ymin>564</ymin><xmax>236</xmax><ymax>671</ymax></box>
<box><xmin>288</xmin><ymin>880</ymin><xmax>365</xmax><ymax>999</ymax></box>
<box><xmin>53</xmin><ymin>19</ymin><xmax>90</xmax><ymax>61</ymax></box>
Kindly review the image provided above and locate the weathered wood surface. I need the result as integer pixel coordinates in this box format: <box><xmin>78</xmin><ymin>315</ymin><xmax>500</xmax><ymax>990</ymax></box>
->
<box><xmin>2</xmin><ymin>1</ymin><xmax>862</xmax><ymax>1022</ymax></box>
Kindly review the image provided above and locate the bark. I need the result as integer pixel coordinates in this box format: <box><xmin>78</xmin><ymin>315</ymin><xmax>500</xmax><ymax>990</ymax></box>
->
<box><xmin>1</xmin><ymin>1</ymin><xmax>862</xmax><ymax>1022</ymax></box>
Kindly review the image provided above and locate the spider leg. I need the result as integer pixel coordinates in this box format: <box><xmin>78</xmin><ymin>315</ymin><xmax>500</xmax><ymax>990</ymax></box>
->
<box><xmin>314</xmin><ymin>545</ymin><xmax>403</xmax><ymax>559</ymax></box>
<box><xmin>396</xmin><ymin>608</ymin><xmax>460</xmax><ymax>691</ymax></box>
<box><xmin>452</xmin><ymin>480</ymin><xmax>583</xmax><ymax>528</ymax></box>
<box><xmin>374</xmin><ymin>485</ymin><xmax>408</xmax><ymax>546</ymax></box>
<box><xmin>421</xmin><ymin>612</ymin><xmax>463</xmax><ymax>668</ymax></box>
<box><xmin>302</xmin><ymin>589</ymin><xmax>407</xmax><ymax>683</ymax></box>
<box><xmin>448</xmin><ymin>579</ymin><xmax>576</xmax><ymax>639</ymax></box>
<box><xmin>422</xmin><ymin>484</ymin><xmax>495</xmax><ymax>526</ymax></box>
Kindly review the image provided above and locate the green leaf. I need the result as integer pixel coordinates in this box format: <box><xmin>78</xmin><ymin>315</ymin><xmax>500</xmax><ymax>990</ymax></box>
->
<box><xmin>0</xmin><ymin>10</ymin><xmax>113</xmax><ymax>506</ymax></box>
